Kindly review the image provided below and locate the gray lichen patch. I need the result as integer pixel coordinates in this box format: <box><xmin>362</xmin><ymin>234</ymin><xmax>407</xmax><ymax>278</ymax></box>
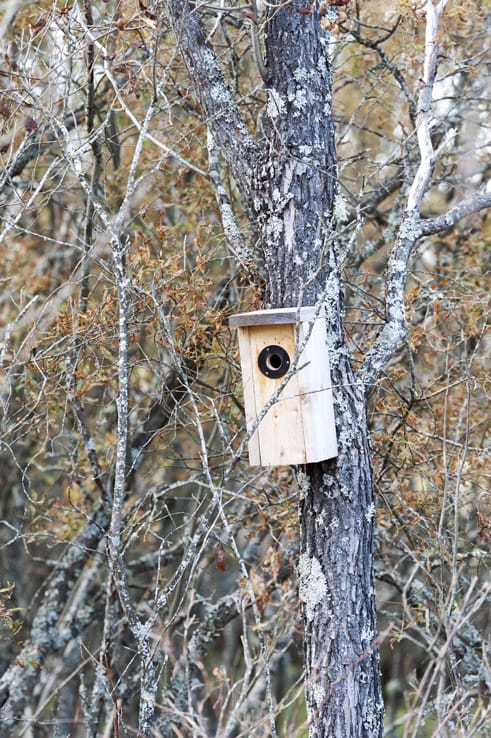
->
<box><xmin>298</xmin><ymin>553</ymin><xmax>327</xmax><ymax>621</ymax></box>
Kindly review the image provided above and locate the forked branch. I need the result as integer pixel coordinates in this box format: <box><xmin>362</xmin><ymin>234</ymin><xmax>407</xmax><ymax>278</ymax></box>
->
<box><xmin>163</xmin><ymin>0</ymin><xmax>261</xmax><ymax>201</ymax></box>
<box><xmin>360</xmin><ymin>0</ymin><xmax>490</xmax><ymax>391</ymax></box>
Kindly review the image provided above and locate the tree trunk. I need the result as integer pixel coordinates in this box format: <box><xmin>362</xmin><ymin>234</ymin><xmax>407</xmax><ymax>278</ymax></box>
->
<box><xmin>300</xmin><ymin>424</ymin><xmax>383</xmax><ymax>737</ymax></box>
<box><xmin>165</xmin><ymin>0</ymin><xmax>385</xmax><ymax>734</ymax></box>
<box><xmin>254</xmin><ymin>4</ymin><xmax>337</xmax><ymax>307</ymax></box>
<box><xmin>255</xmin><ymin>4</ymin><xmax>385</xmax><ymax>736</ymax></box>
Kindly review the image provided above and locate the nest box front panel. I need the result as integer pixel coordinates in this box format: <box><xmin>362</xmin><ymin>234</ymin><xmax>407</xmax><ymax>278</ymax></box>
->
<box><xmin>237</xmin><ymin>323</ymin><xmax>306</xmax><ymax>466</ymax></box>
<box><xmin>232</xmin><ymin>306</ymin><xmax>339</xmax><ymax>467</ymax></box>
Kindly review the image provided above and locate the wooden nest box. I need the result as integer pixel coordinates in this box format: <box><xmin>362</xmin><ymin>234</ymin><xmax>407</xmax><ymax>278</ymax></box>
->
<box><xmin>229</xmin><ymin>307</ymin><xmax>338</xmax><ymax>466</ymax></box>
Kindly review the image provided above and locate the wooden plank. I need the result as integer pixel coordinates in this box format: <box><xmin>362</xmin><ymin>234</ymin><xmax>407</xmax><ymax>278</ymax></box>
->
<box><xmin>237</xmin><ymin>327</ymin><xmax>261</xmax><ymax>465</ymax></box>
<box><xmin>246</xmin><ymin>324</ymin><xmax>307</xmax><ymax>466</ymax></box>
<box><xmin>229</xmin><ymin>306</ymin><xmax>316</xmax><ymax>328</ymax></box>
<box><xmin>297</xmin><ymin>316</ymin><xmax>338</xmax><ymax>462</ymax></box>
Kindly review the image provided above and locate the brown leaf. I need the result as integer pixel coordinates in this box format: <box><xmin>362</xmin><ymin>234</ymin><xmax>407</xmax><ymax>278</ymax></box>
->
<box><xmin>216</xmin><ymin>541</ymin><xmax>226</xmax><ymax>571</ymax></box>
<box><xmin>25</xmin><ymin>116</ymin><xmax>39</xmax><ymax>133</ymax></box>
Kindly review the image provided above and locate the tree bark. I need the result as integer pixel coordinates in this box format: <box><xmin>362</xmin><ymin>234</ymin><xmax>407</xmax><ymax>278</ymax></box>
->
<box><xmin>257</xmin><ymin>5</ymin><xmax>384</xmax><ymax>734</ymax></box>
<box><xmin>255</xmin><ymin>4</ymin><xmax>337</xmax><ymax>307</ymax></box>
<box><xmin>164</xmin><ymin>1</ymin><xmax>384</xmax><ymax>735</ymax></box>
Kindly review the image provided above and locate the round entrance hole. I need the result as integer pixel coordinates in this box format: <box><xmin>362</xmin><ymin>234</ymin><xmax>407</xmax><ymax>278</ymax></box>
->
<box><xmin>257</xmin><ymin>345</ymin><xmax>290</xmax><ymax>379</ymax></box>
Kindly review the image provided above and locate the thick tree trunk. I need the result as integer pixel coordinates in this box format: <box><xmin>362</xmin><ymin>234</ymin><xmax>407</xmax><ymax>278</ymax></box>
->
<box><xmin>256</xmin><ymin>4</ymin><xmax>385</xmax><ymax>736</ymax></box>
<box><xmin>300</xmin><ymin>408</ymin><xmax>384</xmax><ymax>737</ymax></box>
<box><xmin>254</xmin><ymin>4</ymin><xmax>337</xmax><ymax>307</ymax></box>
<box><xmin>165</xmin><ymin>0</ymin><xmax>384</xmax><ymax>734</ymax></box>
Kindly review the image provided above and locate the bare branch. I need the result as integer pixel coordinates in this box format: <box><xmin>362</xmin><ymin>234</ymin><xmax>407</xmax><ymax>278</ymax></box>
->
<box><xmin>163</xmin><ymin>0</ymin><xmax>261</xmax><ymax>200</ymax></box>
<box><xmin>407</xmin><ymin>0</ymin><xmax>449</xmax><ymax>213</ymax></box>
<box><xmin>206</xmin><ymin>128</ymin><xmax>257</xmax><ymax>273</ymax></box>
<box><xmin>419</xmin><ymin>192</ymin><xmax>491</xmax><ymax>236</ymax></box>
<box><xmin>107</xmin><ymin>233</ymin><xmax>156</xmax><ymax>735</ymax></box>
<box><xmin>347</xmin><ymin>22</ymin><xmax>416</xmax><ymax>124</ymax></box>
<box><xmin>359</xmin><ymin>0</ymin><xmax>480</xmax><ymax>391</ymax></box>
<box><xmin>361</xmin><ymin>186</ymin><xmax>491</xmax><ymax>390</ymax></box>
<box><xmin>0</xmin><ymin>507</ymin><xmax>108</xmax><ymax>731</ymax></box>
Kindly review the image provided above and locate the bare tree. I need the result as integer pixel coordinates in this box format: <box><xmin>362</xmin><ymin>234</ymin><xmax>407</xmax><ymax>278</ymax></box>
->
<box><xmin>0</xmin><ymin>0</ymin><xmax>489</xmax><ymax>737</ymax></box>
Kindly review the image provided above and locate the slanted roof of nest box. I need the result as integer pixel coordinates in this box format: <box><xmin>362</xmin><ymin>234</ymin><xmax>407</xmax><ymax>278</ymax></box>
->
<box><xmin>229</xmin><ymin>306</ymin><xmax>318</xmax><ymax>328</ymax></box>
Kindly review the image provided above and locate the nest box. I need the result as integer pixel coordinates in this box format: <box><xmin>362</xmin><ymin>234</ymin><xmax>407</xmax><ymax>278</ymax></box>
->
<box><xmin>229</xmin><ymin>307</ymin><xmax>338</xmax><ymax>467</ymax></box>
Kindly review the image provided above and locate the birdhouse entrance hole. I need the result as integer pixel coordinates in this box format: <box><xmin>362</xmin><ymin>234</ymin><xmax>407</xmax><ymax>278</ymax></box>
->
<box><xmin>258</xmin><ymin>345</ymin><xmax>290</xmax><ymax>379</ymax></box>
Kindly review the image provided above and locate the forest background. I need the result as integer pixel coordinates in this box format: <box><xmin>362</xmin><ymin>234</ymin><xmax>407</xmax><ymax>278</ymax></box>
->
<box><xmin>0</xmin><ymin>0</ymin><xmax>490</xmax><ymax>736</ymax></box>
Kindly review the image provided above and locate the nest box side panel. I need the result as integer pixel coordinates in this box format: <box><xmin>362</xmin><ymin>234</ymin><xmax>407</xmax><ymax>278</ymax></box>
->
<box><xmin>246</xmin><ymin>324</ymin><xmax>307</xmax><ymax>466</ymax></box>
<box><xmin>297</xmin><ymin>318</ymin><xmax>338</xmax><ymax>462</ymax></box>
<box><xmin>236</xmin><ymin>327</ymin><xmax>261</xmax><ymax>465</ymax></box>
